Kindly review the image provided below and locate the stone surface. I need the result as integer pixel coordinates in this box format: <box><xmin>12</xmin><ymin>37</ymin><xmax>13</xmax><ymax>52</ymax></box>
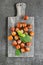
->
<box><xmin>0</xmin><ymin>0</ymin><xmax>43</xmax><ymax>65</ymax></box>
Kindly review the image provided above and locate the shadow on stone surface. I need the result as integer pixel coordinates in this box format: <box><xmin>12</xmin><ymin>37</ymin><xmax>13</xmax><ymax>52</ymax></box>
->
<box><xmin>14</xmin><ymin>3</ymin><xmax>17</xmax><ymax>16</ymax></box>
<box><xmin>5</xmin><ymin>17</ymin><xmax>8</xmax><ymax>57</ymax></box>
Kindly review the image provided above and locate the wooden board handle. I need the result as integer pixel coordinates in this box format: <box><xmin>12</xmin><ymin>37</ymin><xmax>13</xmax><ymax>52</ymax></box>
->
<box><xmin>16</xmin><ymin>3</ymin><xmax>26</xmax><ymax>17</ymax></box>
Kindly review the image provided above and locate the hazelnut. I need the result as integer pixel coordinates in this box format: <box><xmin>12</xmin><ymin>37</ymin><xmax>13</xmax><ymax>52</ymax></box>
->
<box><xmin>12</xmin><ymin>41</ymin><xmax>17</xmax><ymax>46</ymax></box>
<box><xmin>16</xmin><ymin>22</ymin><xmax>22</xmax><ymax>28</ymax></box>
<box><xmin>25</xmin><ymin>47</ymin><xmax>30</xmax><ymax>52</ymax></box>
<box><xmin>30</xmin><ymin>36</ymin><xmax>32</xmax><ymax>40</ymax></box>
<box><xmin>14</xmin><ymin>35</ymin><xmax>19</xmax><ymax>40</ymax></box>
<box><xmin>10</xmin><ymin>27</ymin><xmax>15</xmax><ymax>32</ymax></box>
<box><xmin>16</xmin><ymin>27</ymin><xmax>19</xmax><ymax>32</ymax></box>
<box><xmin>17</xmin><ymin>40</ymin><xmax>21</xmax><ymax>44</ymax></box>
<box><xmin>8</xmin><ymin>35</ymin><xmax>13</xmax><ymax>41</ymax></box>
<box><xmin>28</xmin><ymin>24</ymin><xmax>32</xmax><ymax>29</ymax></box>
<box><xmin>11</xmin><ymin>32</ymin><xmax>16</xmax><ymax>36</ymax></box>
<box><xmin>22</xmin><ymin>22</ymin><xmax>27</xmax><ymax>27</ymax></box>
<box><xmin>26</xmin><ymin>42</ymin><xmax>32</xmax><ymax>46</ymax></box>
<box><xmin>24</xmin><ymin>27</ymin><xmax>28</xmax><ymax>32</ymax></box>
<box><xmin>21</xmin><ymin>48</ymin><xmax>25</xmax><ymax>53</ymax></box>
<box><xmin>16</xmin><ymin>45</ymin><xmax>20</xmax><ymax>49</ymax></box>
<box><xmin>25</xmin><ymin>32</ymin><xmax>28</xmax><ymax>34</ymax></box>
<box><xmin>20</xmin><ymin>30</ymin><xmax>24</xmax><ymax>33</ymax></box>
<box><xmin>30</xmin><ymin>31</ymin><xmax>34</xmax><ymax>36</ymax></box>
<box><xmin>20</xmin><ymin>43</ymin><xmax>25</xmax><ymax>48</ymax></box>
<box><xmin>23</xmin><ymin>16</ymin><xmax>29</xmax><ymax>20</ymax></box>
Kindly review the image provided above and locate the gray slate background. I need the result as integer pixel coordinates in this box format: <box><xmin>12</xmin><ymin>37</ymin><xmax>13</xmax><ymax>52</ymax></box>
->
<box><xmin>0</xmin><ymin>0</ymin><xmax>43</xmax><ymax>65</ymax></box>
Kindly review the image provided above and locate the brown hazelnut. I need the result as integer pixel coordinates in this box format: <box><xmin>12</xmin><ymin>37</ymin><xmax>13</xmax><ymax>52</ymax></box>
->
<box><xmin>30</xmin><ymin>31</ymin><xmax>34</xmax><ymax>36</ymax></box>
<box><xmin>16</xmin><ymin>22</ymin><xmax>22</xmax><ymax>28</ymax></box>
<box><xmin>10</xmin><ymin>27</ymin><xmax>15</xmax><ymax>32</ymax></box>
<box><xmin>20</xmin><ymin>43</ymin><xmax>25</xmax><ymax>48</ymax></box>
<box><xmin>11</xmin><ymin>32</ymin><xmax>16</xmax><ymax>36</ymax></box>
<box><xmin>22</xmin><ymin>22</ymin><xmax>27</xmax><ymax>27</ymax></box>
<box><xmin>25</xmin><ymin>32</ymin><xmax>28</xmax><ymax>34</ymax></box>
<box><xmin>26</xmin><ymin>42</ymin><xmax>32</xmax><ymax>46</ymax></box>
<box><xmin>25</xmin><ymin>47</ymin><xmax>30</xmax><ymax>52</ymax></box>
<box><xmin>16</xmin><ymin>45</ymin><xmax>20</xmax><ymax>49</ymax></box>
<box><xmin>20</xmin><ymin>30</ymin><xmax>24</xmax><ymax>33</ymax></box>
<box><xmin>14</xmin><ymin>35</ymin><xmax>19</xmax><ymax>40</ymax></box>
<box><xmin>21</xmin><ymin>48</ymin><xmax>25</xmax><ymax>53</ymax></box>
<box><xmin>12</xmin><ymin>41</ymin><xmax>17</xmax><ymax>46</ymax></box>
<box><xmin>8</xmin><ymin>35</ymin><xmax>13</xmax><ymax>41</ymax></box>
<box><xmin>24</xmin><ymin>27</ymin><xmax>28</xmax><ymax>32</ymax></box>
<box><xmin>17</xmin><ymin>40</ymin><xmax>21</xmax><ymax>44</ymax></box>
<box><xmin>16</xmin><ymin>27</ymin><xmax>19</xmax><ymax>32</ymax></box>
<box><xmin>23</xmin><ymin>16</ymin><xmax>29</xmax><ymax>20</ymax></box>
<box><xmin>28</xmin><ymin>24</ymin><xmax>32</xmax><ymax>29</ymax></box>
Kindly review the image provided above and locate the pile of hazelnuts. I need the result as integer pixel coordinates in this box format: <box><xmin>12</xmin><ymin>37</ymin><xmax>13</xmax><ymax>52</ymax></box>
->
<box><xmin>8</xmin><ymin>16</ymin><xmax>34</xmax><ymax>53</ymax></box>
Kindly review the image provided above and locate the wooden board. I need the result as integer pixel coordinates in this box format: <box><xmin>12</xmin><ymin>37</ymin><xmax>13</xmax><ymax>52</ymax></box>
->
<box><xmin>8</xmin><ymin>16</ymin><xmax>34</xmax><ymax>57</ymax></box>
